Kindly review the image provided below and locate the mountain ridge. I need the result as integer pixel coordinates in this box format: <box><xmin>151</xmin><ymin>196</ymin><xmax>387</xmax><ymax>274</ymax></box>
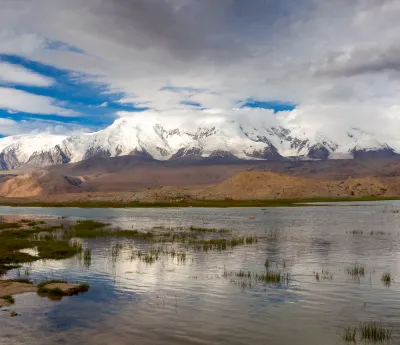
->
<box><xmin>0</xmin><ymin>115</ymin><xmax>397</xmax><ymax>170</ymax></box>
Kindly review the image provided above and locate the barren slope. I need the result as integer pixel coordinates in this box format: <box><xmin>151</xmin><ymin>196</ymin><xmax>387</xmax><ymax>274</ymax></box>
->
<box><xmin>0</xmin><ymin>156</ymin><xmax>400</xmax><ymax>201</ymax></box>
<box><xmin>0</xmin><ymin>171</ymin><xmax>82</xmax><ymax>198</ymax></box>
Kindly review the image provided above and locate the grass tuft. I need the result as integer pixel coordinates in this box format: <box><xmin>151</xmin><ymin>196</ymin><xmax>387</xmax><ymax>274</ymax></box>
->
<box><xmin>189</xmin><ymin>226</ymin><xmax>231</xmax><ymax>234</ymax></box>
<box><xmin>255</xmin><ymin>270</ymin><xmax>290</xmax><ymax>284</ymax></box>
<box><xmin>315</xmin><ymin>270</ymin><xmax>333</xmax><ymax>281</ymax></box>
<box><xmin>37</xmin><ymin>280</ymin><xmax>67</xmax><ymax>289</ymax></box>
<box><xmin>360</xmin><ymin>322</ymin><xmax>392</xmax><ymax>342</ymax></box>
<box><xmin>1</xmin><ymin>295</ymin><xmax>15</xmax><ymax>304</ymax></box>
<box><xmin>347</xmin><ymin>265</ymin><xmax>365</xmax><ymax>277</ymax></box>
<box><xmin>37</xmin><ymin>280</ymin><xmax>90</xmax><ymax>297</ymax></box>
<box><xmin>381</xmin><ymin>272</ymin><xmax>392</xmax><ymax>286</ymax></box>
<box><xmin>342</xmin><ymin>326</ymin><xmax>356</xmax><ymax>342</ymax></box>
<box><xmin>0</xmin><ymin>222</ymin><xmax>22</xmax><ymax>230</ymax></box>
<box><xmin>83</xmin><ymin>248</ymin><xmax>92</xmax><ymax>267</ymax></box>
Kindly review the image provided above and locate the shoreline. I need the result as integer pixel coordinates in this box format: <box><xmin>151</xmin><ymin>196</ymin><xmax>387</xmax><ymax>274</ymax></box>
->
<box><xmin>0</xmin><ymin>196</ymin><xmax>398</xmax><ymax>208</ymax></box>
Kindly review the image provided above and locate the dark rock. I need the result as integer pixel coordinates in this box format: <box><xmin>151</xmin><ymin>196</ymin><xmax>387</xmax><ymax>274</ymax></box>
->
<box><xmin>307</xmin><ymin>145</ymin><xmax>331</xmax><ymax>160</ymax></box>
<box><xmin>83</xmin><ymin>146</ymin><xmax>111</xmax><ymax>160</ymax></box>
<box><xmin>209</xmin><ymin>150</ymin><xmax>236</xmax><ymax>158</ymax></box>
<box><xmin>171</xmin><ymin>147</ymin><xmax>203</xmax><ymax>159</ymax></box>
<box><xmin>244</xmin><ymin>146</ymin><xmax>283</xmax><ymax>160</ymax></box>
<box><xmin>352</xmin><ymin>148</ymin><xmax>396</xmax><ymax>159</ymax></box>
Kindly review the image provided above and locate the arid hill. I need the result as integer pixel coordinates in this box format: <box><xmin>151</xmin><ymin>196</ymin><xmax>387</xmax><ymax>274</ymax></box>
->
<box><xmin>0</xmin><ymin>171</ymin><xmax>82</xmax><ymax>198</ymax></box>
<box><xmin>0</xmin><ymin>156</ymin><xmax>400</xmax><ymax>201</ymax></box>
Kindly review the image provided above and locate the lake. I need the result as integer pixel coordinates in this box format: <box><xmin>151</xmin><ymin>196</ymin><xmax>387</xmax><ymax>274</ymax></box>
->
<box><xmin>1</xmin><ymin>204</ymin><xmax>400</xmax><ymax>345</ymax></box>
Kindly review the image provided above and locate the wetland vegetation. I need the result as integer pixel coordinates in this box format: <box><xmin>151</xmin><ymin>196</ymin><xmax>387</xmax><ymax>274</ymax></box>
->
<box><xmin>0</xmin><ymin>195</ymin><xmax>399</xmax><ymax>209</ymax></box>
<box><xmin>0</xmin><ymin>205</ymin><xmax>399</xmax><ymax>344</ymax></box>
<box><xmin>347</xmin><ymin>265</ymin><xmax>365</xmax><ymax>277</ymax></box>
<box><xmin>0</xmin><ymin>218</ymin><xmax>259</xmax><ymax>276</ymax></box>
<box><xmin>342</xmin><ymin>322</ymin><xmax>392</xmax><ymax>343</ymax></box>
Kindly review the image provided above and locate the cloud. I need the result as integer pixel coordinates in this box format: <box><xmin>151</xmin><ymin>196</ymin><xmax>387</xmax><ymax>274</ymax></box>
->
<box><xmin>0</xmin><ymin>0</ymin><xmax>398</xmax><ymax>137</ymax></box>
<box><xmin>0</xmin><ymin>87</ymin><xmax>79</xmax><ymax>116</ymax></box>
<box><xmin>314</xmin><ymin>44</ymin><xmax>400</xmax><ymax>77</ymax></box>
<box><xmin>0</xmin><ymin>61</ymin><xmax>54</xmax><ymax>86</ymax></box>
<box><xmin>0</xmin><ymin>116</ymin><xmax>88</xmax><ymax>136</ymax></box>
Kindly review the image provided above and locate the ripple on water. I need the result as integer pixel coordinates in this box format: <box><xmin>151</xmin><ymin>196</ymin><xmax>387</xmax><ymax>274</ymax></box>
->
<box><xmin>1</xmin><ymin>204</ymin><xmax>400</xmax><ymax>344</ymax></box>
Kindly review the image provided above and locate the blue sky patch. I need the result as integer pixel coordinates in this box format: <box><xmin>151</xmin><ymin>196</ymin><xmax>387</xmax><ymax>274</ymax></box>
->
<box><xmin>243</xmin><ymin>99</ymin><xmax>296</xmax><ymax>113</ymax></box>
<box><xmin>180</xmin><ymin>100</ymin><xmax>202</xmax><ymax>107</ymax></box>
<box><xmin>44</xmin><ymin>39</ymin><xmax>85</xmax><ymax>54</ymax></box>
<box><xmin>0</xmin><ymin>55</ymin><xmax>147</xmax><ymax>130</ymax></box>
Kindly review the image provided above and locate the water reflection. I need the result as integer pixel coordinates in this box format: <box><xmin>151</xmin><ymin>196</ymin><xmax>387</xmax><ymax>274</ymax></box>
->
<box><xmin>1</xmin><ymin>205</ymin><xmax>400</xmax><ymax>344</ymax></box>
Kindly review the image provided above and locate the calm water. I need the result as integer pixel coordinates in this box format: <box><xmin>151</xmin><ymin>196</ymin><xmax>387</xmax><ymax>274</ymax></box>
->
<box><xmin>1</xmin><ymin>204</ymin><xmax>400</xmax><ymax>345</ymax></box>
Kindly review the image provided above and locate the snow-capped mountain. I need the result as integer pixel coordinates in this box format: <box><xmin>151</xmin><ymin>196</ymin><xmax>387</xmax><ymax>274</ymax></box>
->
<box><xmin>0</xmin><ymin>116</ymin><xmax>397</xmax><ymax>170</ymax></box>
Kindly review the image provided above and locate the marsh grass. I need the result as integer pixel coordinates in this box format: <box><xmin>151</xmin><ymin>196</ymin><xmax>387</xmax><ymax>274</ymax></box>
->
<box><xmin>83</xmin><ymin>248</ymin><xmax>92</xmax><ymax>267</ymax></box>
<box><xmin>73</xmin><ymin>220</ymin><xmax>109</xmax><ymax>231</ymax></box>
<box><xmin>189</xmin><ymin>226</ymin><xmax>231</xmax><ymax>234</ymax></box>
<box><xmin>136</xmin><ymin>251</ymin><xmax>159</xmax><ymax>264</ymax></box>
<box><xmin>130</xmin><ymin>246</ymin><xmax>189</xmax><ymax>264</ymax></box>
<box><xmin>24</xmin><ymin>267</ymin><xmax>30</xmax><ymax>276</ymax></box>
<box><xmin>20</xmin><ymin>220</ymin><xmax>46</xmax><ymax>227</ymax></box>
<box><xmin>0</xmin><ymin>228</ymin><xmax>82</xmax><ymax>274</ymax></box>
<box><xmin>342</xmin><ymin>326</ymin><xmax>356</xmax><ymax>342</ymax></box>
<box><xmin>381</xmin><ymin>272</ymin><xmax>393</xmax><ymax>286</ymax></box>
<box><xmin>0</xmin><ymin>222</ymin><xmax>22</xmax><ymax>230</ymax></box>
<box><xmin>1</xmin><ymin>295</ymin><xmax>15</xmax><ymax>304</ymax></box>
<box><xmin>347</xmin><ymin>265</ymin><xmax>365</xmax><ymax>277</ymax></box>
<box><xmin>111</xmin><ymin>243</ymin><xmax>123</xmax><ymax>259</ymax></box>
<box><xmin>71</xmin><ymin>227</ymin><xmax>154</xmax><ymax>240</ymax></box>
<box><xmin>264</xmin><ymin>259</ymin><xmax>270</xmax><ymax>269</ymax></box>
<box><xmin>236</xmin><ymin>270</ymin><xmax>252</xmax><ymax>278</ymax></box>
<box><xmin>191</xmin><ymin>236</ymin><xmax>257</xmax><ymax>252</ymax></box>
<box><xmin>38</xmin><ymin>287</ymin><xmax>65</xmax><ymax>296</ymax></box>
<box><xmin>176</xmin><ymin>252</ymin><xmax>187</xmax><ymax>263</ymax></box>
<box><xmin>0</xmin><ymin>264</ymin><xmax>21</xmax><ymax>275</ymax></box>
<box><xmin>37</xmin><ymin>280</ymin><xmax>67</xmax><ymax>289</ymax></box>
<box><xmin>152</xmin><ymin>231</ymin><xmax>198</xmax><ymax>244</ymax></box>
<box><xmin>223</xmin><ymin>268</ymin><xmax>290</xmax><ymax>286</ymax></box>
<box><xmin>370</xmin><ymin>231</ymin><xmax>387</xmax><ymax>236</ymax></box>
<box><xmin>255</xmin><ymin>270</ymin><xmax>290</xmax><ymax>284</ymax></box>
<box><xmin>360</xmin><ymin>322</ymin><xmax>392</xmax><ymax>342</ymax></box>
<box><xmin>37</xmin><ymin>280</ymin><xmax>90</xmax><ymax>297</ymax></box>
<box><xmin>78</xmin><ymin>283</ymin><xmax>90</xmax><ymax>292</ymax></box>
<box><xmin>315</xmin><ymin>270</ymin><xmax>333</xmax><ymax>281</ymax></box>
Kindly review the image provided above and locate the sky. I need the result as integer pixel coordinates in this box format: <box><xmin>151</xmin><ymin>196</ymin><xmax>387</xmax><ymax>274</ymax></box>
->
<box><xmin>0</xmin><ymin>0</ymin><xmax>399</xmax><ymax>138</ymax></box>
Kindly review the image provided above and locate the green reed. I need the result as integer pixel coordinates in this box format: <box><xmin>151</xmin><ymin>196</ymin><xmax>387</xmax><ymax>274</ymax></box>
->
<box><xmin>342</xmin><ymin>326</ymin><xmax>356</xmax><ymax>342</ymax></box>
<box><xmin>381</xmin><ymin>272</ymin><xmax>392</xmax><ymax>286</ymax></box>
<box><xmin>255</xmin><ymin>270</ymin><xmax>290</xmax><ymax>284</ymax></box>
<box><xmin>83</xmin><ymin>248</ymin><xmax>92</xmax><ymax>267</ymax></box>
<box><xmin>347</xmin><ymin>265</ymin><xmax>365</xmax><ymax>277</ymax></box>
<box><xmin>360</xmin><ymin>322</ymin><xmax>392</xmax><ymax>342</ymax></box>
<box><xmin>0</xmin><ymin>295</ymin><xmax>15</xmax><ymax>304</ymax></box>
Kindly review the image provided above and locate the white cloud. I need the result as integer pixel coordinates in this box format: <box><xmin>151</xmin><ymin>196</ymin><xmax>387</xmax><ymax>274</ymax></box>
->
<box><xmin>0</xmin><ymin>0</ymin><xmax>398</xmax><ymax>137</ymax></box>
<box><xmin>0</xmin><ymin>116</ymin><xmax>88</xmax><ymax>136</ymax></box>
<box><xmin>0</xmin><ymin>87</ymin><xmax>78</xmax><ymax>116</ymax></box>
<box><xmin>0</xmin><ymin>61</ymin><xmax>54</xmax><ymax>86</ymax></box>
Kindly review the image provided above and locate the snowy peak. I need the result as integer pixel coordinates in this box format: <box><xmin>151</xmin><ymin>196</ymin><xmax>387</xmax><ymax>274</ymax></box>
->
<box><xmin>0</xmin><ymin>116</ymin><xmax>397</xmax><ymax>170</ymax></box>
<box><xmin>0</xmin><ymin>134</ymin><xmax>67</xmax><ymax>170</ymax></box>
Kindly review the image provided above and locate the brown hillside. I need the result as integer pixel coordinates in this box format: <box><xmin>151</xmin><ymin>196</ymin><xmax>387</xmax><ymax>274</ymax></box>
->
<box><xmin>0</xmin><ymin>171</ymin><xmax>82</xmax><ymax>198</ymax></box>
<box><xmin>195</xmin><ymin>172</ymin><xmax>388</xmax><ymax>200</ymax></box>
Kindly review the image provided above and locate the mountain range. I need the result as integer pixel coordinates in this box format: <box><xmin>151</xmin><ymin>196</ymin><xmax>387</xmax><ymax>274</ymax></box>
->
<box><xmin>0</xmin><ymin>115</ymin><xmax>397</xmax><ymax>171</ymax></box>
